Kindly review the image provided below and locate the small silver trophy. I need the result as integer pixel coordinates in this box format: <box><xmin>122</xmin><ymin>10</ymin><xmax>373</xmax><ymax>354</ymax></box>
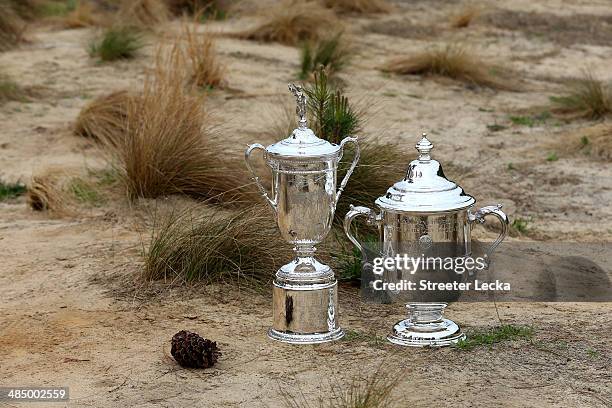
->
<box><xmin>344</xmin><ymin>134</ymin><xmax>509</xmax><ymax>347</ymax></box>
<box><xmin>245</xmin><ymin>84</ymin><xmax>360</xmax><ymax>344</ymax></box>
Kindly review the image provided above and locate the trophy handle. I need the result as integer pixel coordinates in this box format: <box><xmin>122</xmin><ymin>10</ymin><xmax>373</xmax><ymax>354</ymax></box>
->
<box><xmin>468</xmin><ymin>204</ymin><xmax>509</xmax><ymax>266</ymax></box>
<box><xmin>344</xmin><ymin>204</ymin><xmax>377</xmax><ymax>253</ymax></box>
<box><xmin>245</xmin><ymin>143</ymin><xmax>277</xmax><ymax>213</ymax></box>
<box><xmin>335</xmin><ymin>136</ymin><xmax>360</xmax><ymax>207</ymax></box>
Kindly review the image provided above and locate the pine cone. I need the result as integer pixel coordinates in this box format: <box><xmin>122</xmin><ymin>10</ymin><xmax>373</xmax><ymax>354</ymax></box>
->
<box><xmin>171</xmin><ymin>330</ymin><xmax>220</xmax><ymax>368</ymax></box>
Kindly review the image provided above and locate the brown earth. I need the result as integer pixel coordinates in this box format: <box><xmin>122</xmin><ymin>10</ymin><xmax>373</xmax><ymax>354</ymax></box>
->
<box><xmin>1</xmin><ymin>0</ymin><xmax>611</xmax><ymax>407</ymax></box>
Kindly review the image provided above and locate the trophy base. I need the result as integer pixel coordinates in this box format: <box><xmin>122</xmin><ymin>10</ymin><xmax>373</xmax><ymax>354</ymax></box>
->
<box><xmin>268</xmin><ymin>327</ymin><xmax>345</xmax><ymax>344</ymax></box>
<box><xmin>269</xmin><ymin>270</ymin><xmax>343</xmax><ymax>344</ymax></box>
<box><xmin>386</xmin><ymin>303</ymin><xmax>465</xmax><ymax>347</ymax></box>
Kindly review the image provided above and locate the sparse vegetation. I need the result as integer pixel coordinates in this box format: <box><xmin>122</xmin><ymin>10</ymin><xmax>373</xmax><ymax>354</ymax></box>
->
<box><xmin>117</xmin><ymin>0</ymin><xmax>170</xmax><ymax>30</ymax></box>
<box><xmin>68</xmin><ymin>177</ymin><xmax>104</xmax><ymax>205</ymax></box>
<box><xmin>454</xmin><ymin>325</ymin><xmax>534</xmax><ymax>351</ymax></box>
<box><xmin>300</xmin><ymin>32</ymin><xmax>350</xmax><ymax>80</ymax></box>
<box><xmin>553</xmin><ymin>124</ymin><xmax>612</xmax><ymax>161</ymax></box>
<box><xmin>450</xmin><ymin>5</ymin><xmax>481</xmax><ymax>28</ymax></box>
<box><xmin>321</xmin><ymin>0</ymin><xmax>391</xmax><ymax>14</ymax></box>
<box><xmin>546</xmin><ymin>152</ymin><xmax>558</xmax><ymax>162</ymax></box>
<box><xmin>6</xmin><ymin>0</ymin><xmax>37</xmax><ymax>20</ymax></box>
<box><xmin>586</xmin><ymin>348</ymin><xmax>599</xmax><ymax>358</ymax></box>
<box><xmin>63</xmin><ymin>1</ymin><xmax>102</xmax><ymax>28</ymax></box>
<box><xmin>509</xmin><ymin>111</ymin><xmax>551</xmax><ymax>127</ymax></box>
<box><xmin>182</xmin><ymin>24</ymin><xmax>225</xmax><ymax>89</ymax></box>
<box><xmin>0</xmin><ymin>72</ymin><xmax>28</xmax><ymax>103</ymax></box>
<box><xmin>380</xmin><ymin>44</ymin><xmax>516</xmax><ymax>90</ymax></box>
<box><xmin>35</xmin><ymin>0</ymin><xmax>78</xmax><ymax>17</ymax></box>
<box><xmin>74</xmin><ymin>90</ymin><xmax>138</xmax><ymax>145</ymax></box>
<box><xmin>551</xmin><ymin>71</ymin><xmax>611</xmax><ymax>119</ymax></box>
<box><xmin>144</xmin><ymin>205</ymin><xmax>290</xmax><ymax>284</ymax></box>
<box><xmin>341</xmin><ymin>329</ymin><xmax>386</xmax><ymax>347</ymax></box>
<box><xmin>165</xmin><ymin>0</ymin><xmax>228</xmax><ymax>19</ymax></box>
<box><xmin>89</xmin><ymin>27</ymin><xmax>144</xmax><ymax>62</ymax></box>
<box><xmin>0</xmin><ymin>1</ymin><xmax>25</xmax><ymax>51</ymax></box>
<box><xmin>0</xmin><ymin>179</ymin><xmax>26</xmax><ymax>200</ymax></box>
<box><xmin>486</xmin><ymin>123</ymin><xmax>506</xmax><ymax>132</ymax></box>
<box><xmin>102</xmin><ymin>45</ymin><xmax>251</xmax><ymax>203</ymax></box>
<box><xmin>236</xmin><ymin>1</ymin><xmax>338</xmax><ymax>46</ymax></box>
<box><xmin>511</xmin><ymin>218</ymin><xmax>530</xmax><ymax>235</ymax></box>
<box><xmin>281</xmin><ymin>365</ymin><xmax>399</xmax><ymax>408</ymax></box>
<box><xmin>334</xmin><ymin>243</ymin><xmax>362</xmax><ymax>281</ymax></box>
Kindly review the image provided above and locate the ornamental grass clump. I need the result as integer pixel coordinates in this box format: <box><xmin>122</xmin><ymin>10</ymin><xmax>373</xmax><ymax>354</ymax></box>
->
<box><xmin>182</xmin><ymin>23</ymin><xmax>225</xmax><ymax>89</ymax></box>
<box><xmin>89</xmin><ymin>27</ymin><xmax>144</xmax><ymax>61</ymax></box>
<box><xmin>380</xmin><ymin>44</ymin><xmax>516</xmax><ymax>90</ymax></box>
<box><xmin>143</xmin><ymin>204</ymin><xmax>291</xmax><ymax>284</ymax></box>
<box><xmin>299</xmin><ymin>32</ymin><xmax>350</xmax><ymax>80</ymax></box>
<box><xmin>73</xmin><ymin>90</ymin><xmax>138</xmax><ymax>146</ymax></box>
<box><xmin>27</xmin><ymin>172</ymin><xmax>69</xmax><ymax>214</ymax></box>
<box><xmin>237</xmin><ymin>0</ymin><xmax>338</xmax><ymax>46</ymax></box>
<box><xmin>103</xmin><ymin>45</ymin><xmax>251</xmax><ymax>204</ymax></box>
<box><xmin>551</xmin><ymin>70</ymin><xmax>611</xmax><ymax>119</ymax></box>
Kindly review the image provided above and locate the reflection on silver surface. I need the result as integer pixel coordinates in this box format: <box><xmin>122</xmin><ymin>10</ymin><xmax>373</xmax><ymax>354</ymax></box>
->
<box><xmin>387</xmin><ymin>303</ymin><xmax>465</xmax><ymax>347</ymax></box>
<box><xmin>245</xmin><ymin>84</ymin><xmax>360</xmax><ymax>344</ymax></box>
<box><xmin>344</xmin><ymin>134</ymin><xmax>509</xmax><ymax>347</ymax></box>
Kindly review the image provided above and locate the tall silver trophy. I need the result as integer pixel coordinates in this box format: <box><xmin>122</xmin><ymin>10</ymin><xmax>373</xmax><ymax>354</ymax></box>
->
<box><xmin>344</xmin><ymin>134</ymin><xmax>508</xmax><ymax>346</ymax></box>
<box><xmin>245</xmin><ymin>84</ymin><xmax>360</xmax><ymax>344</ymax></box>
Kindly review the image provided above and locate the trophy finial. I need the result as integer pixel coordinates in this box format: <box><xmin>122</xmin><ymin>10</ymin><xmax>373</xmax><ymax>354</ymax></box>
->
<box><xmin>415</xmin><ymin>133</ymin><xmax>433</xmax><ymax>161</ymax></box>
<box><xmin>288</xmin><ymin>83</ymin><xmax>307</xmax><ymax>129</ymax></box>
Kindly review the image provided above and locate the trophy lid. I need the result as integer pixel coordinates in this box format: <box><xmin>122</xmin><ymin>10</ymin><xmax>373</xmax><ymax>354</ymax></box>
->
<box><xmin>375</xmin><ymin>134</ymin><xmax>475</xmax><ymax>213</ymax></box>
<box><xmin>265</xmin><ymin>84</ymin><xmax>342</xmax><ymax>159</ymax></box>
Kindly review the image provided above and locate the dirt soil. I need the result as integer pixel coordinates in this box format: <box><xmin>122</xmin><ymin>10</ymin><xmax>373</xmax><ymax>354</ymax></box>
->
<box><xmin>1</xmin><ymin>0</ymin><xmax>611</xmax><ymax>407</ymax></box>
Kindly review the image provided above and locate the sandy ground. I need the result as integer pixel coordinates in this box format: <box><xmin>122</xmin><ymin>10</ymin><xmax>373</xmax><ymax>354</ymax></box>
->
<box><xmin>1</xmin><ymin>0</ymin><xmax>611</xmax><ymax>407</ymax></box>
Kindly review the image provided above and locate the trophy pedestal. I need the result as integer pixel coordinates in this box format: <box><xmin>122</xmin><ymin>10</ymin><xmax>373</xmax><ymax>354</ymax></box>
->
<box><xmin>268</xmin><ymin>257</ymin><xmax>344</xmax><ymax>344</ymax></box>
<box><xmin>387</xmin><ymin>303</ymin><xmax>465</xmax><ymax>347</ymax></box>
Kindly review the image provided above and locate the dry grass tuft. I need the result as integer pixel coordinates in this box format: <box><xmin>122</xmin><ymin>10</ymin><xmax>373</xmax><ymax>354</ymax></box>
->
<box><xmin>281</xmin><ymin>365</ymin><xmax>400</xmax><ymax>408</ymax></box>
<box><xmin>582</xmin><ymin>125</ymin><xmax>612</xmax><ymax>160</ymax></box>
<box><xmin>236</xmin><ymin>0</ymin><xmax>338</xmax><ymax>46</ymax></box>
<box><xmin>321</xmin><ymin>0</ymin><xmax>391</xmax><ymax>14</ymax></box>
<box><xmin>117</xmin><ymin>0</ymin><xmax>170</xmax><ymax>30</ymax></box>
<box><xmin>165</xmin><ymin>0</ymin><xmax>229</xmax><ymax>18</ymax></box>
<box><xmin>63</xmin><ymin>1</ymin><xmax>103</xmax><ymax>28</ymax></box>
<box><xmin>181</xmin><ymin>24</ymin><xmax>225</xmax><ymax>89</ymax></box>
<box><xmin>380</xmin><ymin>44</ymin><xmax>516</xmax><ymax>90</ymax></box>
<box><xmin>143</xmin><ymin>204</ymin><xmax>290</xmax><ymax>284</ymax></box>
<box><xmin>102</xmin><ymin>45</ymin><xmax>251</xmax><ymax>204</ymax></box>
<box><xmin>450</xmin><ymin>4</ymin><xmax>481</xmax><ymax>28</ymax></box>
<box><xmin>74</xmin><ymin>90</ymin><xmax>138</xmax><ymax>146</ymax></box>
<box><xmin>551</xmin><ymin>70</ymin><xmax>611</xmax><ymax>119</ymax></box>
<box><xmin>5</xmin><ymin>0</ymin><xmax>37</xmax><ymax>20</ymax></box>
<box><xmin>0</xmin><ymin>1</ymin><xmax>26</xmax><ymax>51</ymax></box>
<box><xmin>27</xmin><ymin>172</ymin><xmax>69</xmax><ymax>214</ymax></box>
<box><xmin>554</xmin><ymin>123</ymin><xmax>612</xmax><ymax>162</ymax></box>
